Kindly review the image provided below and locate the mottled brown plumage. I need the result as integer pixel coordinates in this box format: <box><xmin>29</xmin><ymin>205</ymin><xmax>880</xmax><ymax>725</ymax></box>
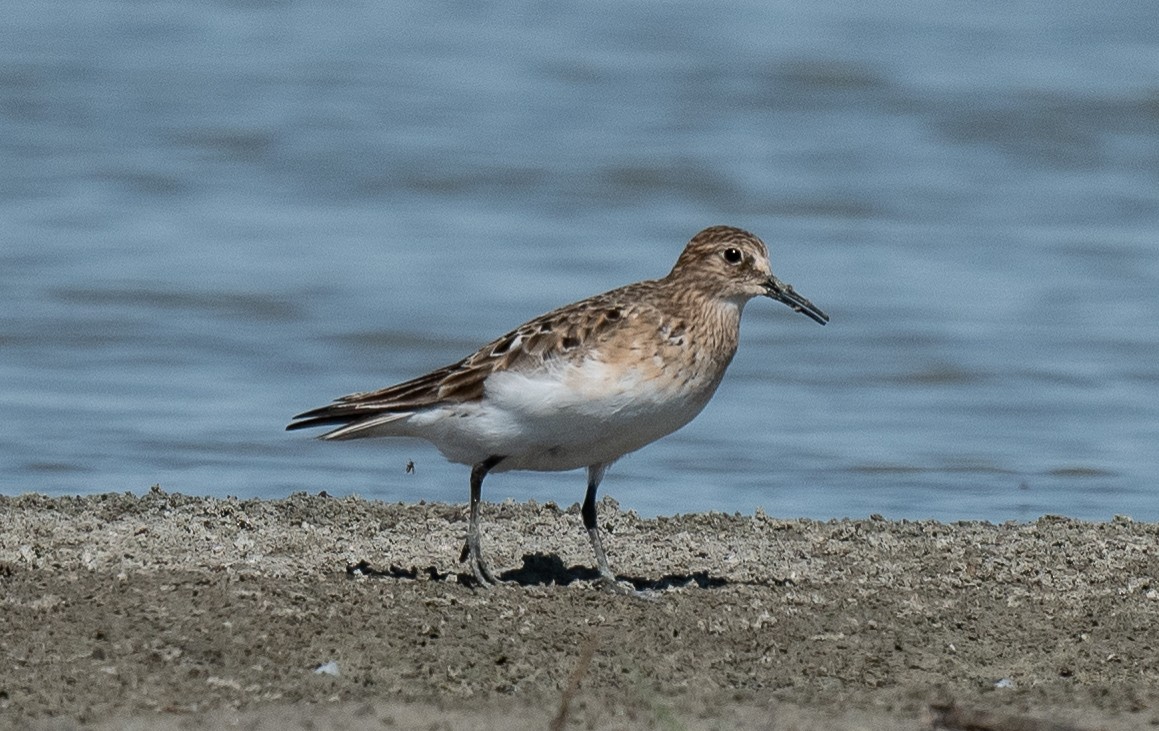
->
<box><xmin>288</xmin><ymin>225</ymin><xmax>827</xmax><ymax>591</ymax></box>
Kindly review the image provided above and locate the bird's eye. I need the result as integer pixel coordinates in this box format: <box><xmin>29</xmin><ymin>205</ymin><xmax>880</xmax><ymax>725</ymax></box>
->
<box><xmin>722</xmin><ymin>247</ymin><xmax>743</xmax><ymax>264</ymax></box>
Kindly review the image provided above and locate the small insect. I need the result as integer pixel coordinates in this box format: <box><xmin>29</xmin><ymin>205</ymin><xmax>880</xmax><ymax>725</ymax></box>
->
<box><xmin>405</xmin><ymin>460</ymin><xmax>415</xmax><ymax>474</ymax></box>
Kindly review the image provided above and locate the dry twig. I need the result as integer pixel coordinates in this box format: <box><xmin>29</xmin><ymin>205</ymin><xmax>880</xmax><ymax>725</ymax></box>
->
<box><xmin>549</xmin><ymin>632</ymin><xmax>600</xmax><ymax>731</ymax></box>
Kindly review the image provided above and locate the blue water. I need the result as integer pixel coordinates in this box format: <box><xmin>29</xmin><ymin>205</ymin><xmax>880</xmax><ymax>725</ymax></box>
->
<box><xmin>3</xmin><ymin>1</ymin><xmax>1158</xmax><ymax>522</ymax></box>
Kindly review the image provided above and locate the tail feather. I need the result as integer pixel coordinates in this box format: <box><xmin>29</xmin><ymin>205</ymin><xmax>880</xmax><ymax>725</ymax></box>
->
<box><xmin>315</xmin><ymin>411</ymin><xmax>412</xmax><ymax>440</ymax></box>
<box><xmin>286</xmin><ymin>406</ymin><xmax>413</xmax><ymax>440</ymax></box>
<box><xmin>287</xmin><ymin>357</ymin><xmax>480</xmax><ymax>441</ymax></box>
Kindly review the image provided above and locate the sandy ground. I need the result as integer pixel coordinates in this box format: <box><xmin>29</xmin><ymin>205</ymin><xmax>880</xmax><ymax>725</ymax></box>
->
<box><xmin>2</xmin><ymin>489</ymin><xmax>1159</xmax><ymax>730</ymax></box>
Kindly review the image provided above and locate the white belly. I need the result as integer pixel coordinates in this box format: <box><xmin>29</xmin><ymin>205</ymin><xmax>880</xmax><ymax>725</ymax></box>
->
<box><xmin>407</xmin><ymin>358</ymin><xmax>723</xmax><ymax>471</ymax></box>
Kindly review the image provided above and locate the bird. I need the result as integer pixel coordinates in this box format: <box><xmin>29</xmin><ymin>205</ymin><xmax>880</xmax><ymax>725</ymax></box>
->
<box><xmin>287</xmin><ymin>225</ymin><xmax>828</xmax><ymax>590</ymax></box>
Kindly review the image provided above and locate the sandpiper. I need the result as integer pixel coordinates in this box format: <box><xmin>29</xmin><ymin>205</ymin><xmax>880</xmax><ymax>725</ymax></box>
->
<box><xmin>287</xmin><ymin>225</ymin><xmax>828</xmax><ymax>590</ymax></box>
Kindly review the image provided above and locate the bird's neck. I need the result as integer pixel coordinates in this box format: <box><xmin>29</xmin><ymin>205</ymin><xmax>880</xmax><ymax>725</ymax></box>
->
<box><xmin>679</xmin><ymin>290</ymin><xmax>743</xmax><ymax>360</ymax></box>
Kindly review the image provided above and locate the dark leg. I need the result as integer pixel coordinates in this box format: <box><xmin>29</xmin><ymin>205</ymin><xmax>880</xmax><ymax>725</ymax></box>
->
<box><xmin>583</xmin><ymin>463</ymin><xmax>626</xmax><ymax>589</ymax></box>
<box><xmin>463</xmin><ymin>455</ymin><xmax>505</xmax><ymax>587</ymax></box>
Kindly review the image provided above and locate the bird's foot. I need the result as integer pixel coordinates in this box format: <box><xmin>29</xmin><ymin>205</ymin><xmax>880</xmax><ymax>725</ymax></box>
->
<box><xmin>470</xmin><ymin>558</ymin><xmax>502</xmax><ymax>588</ymax></box>
<box><xmin>594</xmin><ymin>572</ymin><xmax>656</xmax><ymax>599</ymax></box>
<box><xmin>460</xmin><ymin>541</ymin><xmax>503</xmax><ymax>588</ymax></box>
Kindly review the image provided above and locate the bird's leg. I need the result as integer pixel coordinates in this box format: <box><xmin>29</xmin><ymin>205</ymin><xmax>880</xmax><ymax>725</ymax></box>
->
<box><xmin>583</xmin><ymin>463</ymin><xmax>633</xmax><ymax>593</ymax></box>
<box><xmin>462</xmin><ymin>455</ymin><xmax>505</xmax><ymax>587</ymax></box>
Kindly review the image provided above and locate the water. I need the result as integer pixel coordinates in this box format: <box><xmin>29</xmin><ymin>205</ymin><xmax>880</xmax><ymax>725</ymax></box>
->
<box><xmin>3</xmin><ymin>1</ymin><xmax>1158</xmax><ymax>522</ymax></box>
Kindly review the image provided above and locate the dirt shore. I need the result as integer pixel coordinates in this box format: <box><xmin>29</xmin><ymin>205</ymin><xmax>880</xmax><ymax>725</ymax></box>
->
<box><xmin>2</xmin><ymin>489</ymin><xmax>1158</xmax><ymax>730</ymax></box>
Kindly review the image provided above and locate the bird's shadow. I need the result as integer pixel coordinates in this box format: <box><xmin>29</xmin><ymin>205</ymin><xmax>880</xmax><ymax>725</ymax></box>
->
<box><xmin>346</xmin><ymin>552</ymin><xmax>789</xmax><ymax>591</ymax></box>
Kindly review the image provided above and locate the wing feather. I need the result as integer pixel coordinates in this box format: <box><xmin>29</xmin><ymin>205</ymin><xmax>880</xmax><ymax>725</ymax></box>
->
<box><xmin>286</xmin><ymin>281</ymin><xmax>661</xmax><ymax>437</ymax></box>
